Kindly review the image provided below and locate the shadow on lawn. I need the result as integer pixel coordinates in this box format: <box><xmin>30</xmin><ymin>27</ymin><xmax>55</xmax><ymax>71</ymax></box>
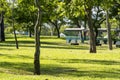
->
<box><xmin>0</xmin><ymin>40</ymin><xmax>89</xmax><ymax>50</ymax></box>
<box><xmin>41</xmin><ymin>45</ymin><xmax>89</xmax><ymax>50</ymax></box>
<box><xmin>0</xmin><ymin>40</ymin><xmax>35</xmax><ymax>48</ymax></box>
<box><xmin>57</xmin><ymin>59</ymin><xmax>120</xmax><ymax>65</ymax></box>
<box><xmin>41</xmin><ymin>64</ymin><xmax>120</xmax><ymax>79</ymax></box>
<box><xmin>0</xmin><ymin>47</ymin><xmax>14</xmax><ymax>50</ymax></box>
<box><xmin>0</xmin><ymin>40</ymin><xmax>64</xmax><ymax>46</ymax></box>
<box><xmin>0</xmin><ymin>61</ymin><xmax>120</xmax><ymax>79</ymax></box>
<box><xmin>0</xmin><ymin>62</ymin><xmax>33</xmax><ymax>74</ymax></box>
<box><xmin>40</xmin><ymin>63</ymin><xmax>120</xmax><ymax>79</ymax></box>
<box><xmin>5</xmin><ymin>35</ymin><xmax>64</xmax><ymax>40</ymax></box>
<box><xmin>0</xmin><ymin>40</ymin><xmax>34</xmax><ymax>44</ymax></box>
<box><xmin>0</xmin><ymin>40</ymin><xmax>109</xmax><ymax>50</ymax></box>
<box><xmin>5</xmin><ymin>35</ymin><xmax>30</xmax><ymax>39</ymax></box>
<box><xmin>0</xmin><ymin>53</ymin><xmax>33</xmax><ymax>59</ymax></box>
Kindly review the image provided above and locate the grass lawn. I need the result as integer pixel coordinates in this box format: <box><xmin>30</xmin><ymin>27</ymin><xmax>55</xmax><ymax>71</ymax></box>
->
<box><xmin>0</xmin><ymin>34</ymin><xmax>120</xmax><ymax>80</ymax></box>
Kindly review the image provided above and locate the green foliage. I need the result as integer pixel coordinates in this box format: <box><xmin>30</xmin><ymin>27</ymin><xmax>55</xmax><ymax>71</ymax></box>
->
<box><xmin>111</xmin><ymin>30</ymin><xmax>119</xmax><ymax>40</ymax></box>
<box><xmin>42</xmin><ymin>0</ymin><xmax>65</xmax><ymax>21</ymax></box>
<box><xmin>15</xmin><ymin>0</ymin><xmax>36</xmax><ymax>23</ymax></box>
<box><xmin>0</xmin><ymin>0</ymin><xmax>7</xmax><ymax>13</ymax></box>
<box><xmin>5</xmin><ymin>27</ymin><xmax>13</xmax><ymax>33</ymax></box>
<box><xmin>60</xmin><ymin>25</ymin><xmax>68</xmax><ymax>33</ymax></box>
<box><xmin>10</xmin><ymin>0</ymin><xmax>37</xmax><ymax>34</ymax></box>
<box><xmin>0</xmin><ymin>0</ymin><xmax>11</xmax><ymax>17</ymax></box>
<box><xmin>100</xmin><ymin>0</ymin><xmax>114</xmax><ymax>10</ymax></box>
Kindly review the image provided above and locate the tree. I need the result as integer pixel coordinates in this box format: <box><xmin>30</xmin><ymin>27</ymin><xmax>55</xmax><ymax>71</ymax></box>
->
<box><xmin>0</xmin><ymin>0</ymin><xmax>7</xmax><ymax>41</ymax></box>
<box><xmin>0</xmin><ymin>11</ymin><xmax>5</xmax><ymax>41</ymax></box>
<box><xmin>15</xmin><ymin>0</ymin><xmax>36</xmax><ymax>37</ymax></box>
<box><xmin>12</xmin><ymin>0</ymin><xmax>19</xmax><ymax>49</ymax></box>
<box><xmin>92</xmin><ymin>6</ymin><xmax>106</xmax><ymax>45</ymax></box>
<box><xmin>42</xmin><ymin>0</ymin><xmax>65</xmax><ymax>38</ymax></box>
<box><xmin>85</xmin><ymin>5</ymin><xmax>96</xmax><ymax>53</ymax></box>
<box><xmin>70</xmin><ymin>0</ymin><xmax>97</xmax><ymax>53</ymax></box>
<box><xmin>34</xmin><ymin>0</ymin><xmax>42</xmax><ymax>75</ymax></box>
<box><xmin>100</xmin><ymin>0</ymin><xmax>115</xmax><ymax>50</ymax></box>
<box><xmin>63</xmin><ymin>0</ymin><xmax>96</xmax><ymax>53</ymax></box>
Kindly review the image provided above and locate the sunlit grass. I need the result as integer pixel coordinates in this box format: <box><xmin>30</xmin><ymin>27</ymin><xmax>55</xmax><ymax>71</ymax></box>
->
<box><xmin>0</xmin><ymin>34</ymin><xmax>120</xmax><ymax>80</ymax></box>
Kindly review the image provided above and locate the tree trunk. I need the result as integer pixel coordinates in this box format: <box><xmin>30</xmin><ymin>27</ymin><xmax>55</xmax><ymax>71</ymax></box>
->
<box><xmin>29</xmin><ymin>27</ymin><xmax>32</xmax><ymax>37</ymax></box>
<box><xmin>12</xmin><ymin>1</ymin><xmax>19</xmax><ymax>49</ymax></box>
<box><xmin>95</xmin><ymin>27</ymin><xmax>98</xmax><ymax>45</ymax></box>
<box><xmin>0</xmin><ymin>12</ymin><xmax>5</xmax><ymax>41</ymax></box>
<box><xmin>80</xmin><ymin>31</ymin><xmax>84</xmax><ymax>43</ymax></box>
<box><xmin>56</xmin><ymin>24</ymin><xmax>60</xmax><ymax>38</ymax></box>
<box><xmin>77</xmin><ymin>20</ymin><xmax>84</xmax><ymax>43</ymax></box>
<box><xmin>84</xmin><ymin>15</ymin><xmax>87</xmax><ymax>40</ymax></box>
<box><xmin>54</xmin><ymin>20</ymin><xmax>60</xmax><ymax>38</ymax></box>
<box><xmin>34</xmin><ymin>22</ymin><xmax>40</xmax><ymax>75</ymax></box>
<box><xmin>0</xmin><ymin>23</ymin><xmax>1</xmax><ymax>41</ymax></box>
<box><xmin>49</xmin><ymin>20</ymin><xmax>60</xmax><ymax>38</ymax></box>
<box><xmin>87</xmin><ymin>8</ymin><xmax>96</xmax><ymax>53</ymax></box>
<box><xmin>106</xmin><ymin>10</ymin><xmax>112</xmax><ymax>50</ymax></box>
<box><xmin>34</xmin><ymin>0</ymin><xmax>42</xmax><ymax>75</ymax></box>
<box><xmin>12</xmin><ymin>19</ymin><xmax>19</xmax><ymax>49</ymax></box>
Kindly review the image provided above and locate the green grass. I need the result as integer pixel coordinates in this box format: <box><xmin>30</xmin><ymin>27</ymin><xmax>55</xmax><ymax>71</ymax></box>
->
<box><xmin>0</xmin><ymin>34</ymin><xmax>120</xmax><ymax>80</ymax></box>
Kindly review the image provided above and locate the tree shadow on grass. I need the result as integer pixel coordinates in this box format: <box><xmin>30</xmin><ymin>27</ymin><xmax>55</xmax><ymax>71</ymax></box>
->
<box><xmin>0</xmin><ymin>40</ymin><xmax>35</xmax><ymax>48</ymax></box>
<box><xmin>0</xmin><ymin>62</ymin><xmax>33</xmax><ymax>75</ymax></box>
<box><xmin>40</xmin><ymin>36</ymin><xmax>59</xmax><ymax>39</ymax></box>
<box><xmin>0</xmin><ymin>40</ymin><xmax>34</xmax><ymax>44</ymax></box>
<box><xmin>0</xmin><ymin>41</ymin><xmax>61</xmax><ymax>47</ymax></box>
<box><xmin>41</xmin><ymin>41</ymin><xmax>64</xmax><ymax>45</ymax></box>
<box><xmin>57</xmin><ymin>59</ymin><xmax>120</xmax><ymax>65</ymax></box>
<box><xmin>0</xmin><ymin>40</ymin><xmax>110</xmax><ymax>50</ymax></box>
<box><xmin>0</xmin><ymin>40</ymin><xmax>89</xmax><ymax>50</ymax></box>
<box><xmin>0</xmin><ymin>47</ymin><xmax>14</xmax><ymax>50</ymax></box>
<box><xmin>5</xmin><ymin>35</ymin><xmax>30</xmax><ymax>39</ymax></box>
<box><xmin>0</xmin><ymin>44</ymin><xmax>34</xmax><ymax>48</ymax></box>
<box><xmin>41</xmin><ymin>41</ymin><xmax>89</xmax><ymax>50</ymax></box>
<box><xmin>0</xmin><ymin>53</ymin><xmax>33</xmax><ymax>59</ymax></box>
<box><xmin>0</xmin><ymin>61</ymin><xmax>120</xmax><ymax>79</ymax></box>
<box><xmin>41</xmin><ymin>64</ymin><xmax>120</xmax><ymax>79</ymax></box>
<box><xmin>41</xmin><ymin>45</ymin><xmax>89</xmax><ymax>50</ymax></box>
